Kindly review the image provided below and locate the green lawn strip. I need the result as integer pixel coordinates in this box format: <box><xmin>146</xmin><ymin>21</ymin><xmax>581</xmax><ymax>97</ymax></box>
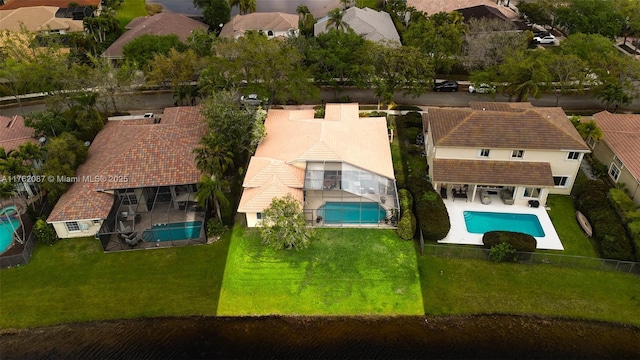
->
<box><xmin>115</xmin><ymin>0</ymin><xmax>147</xmax><ymax>27</ymax></box>
<box><xmin>419</xmin><ymin>255</ymin><xmax>640</xmax><ymax>326</ymax></box>
<box><xmin>217</xmin><ymin>226</ymin><xmax>423</xmax><ymax>315</ymax></box>
<box><xmin>0</xmin><ymin>234</ymin><xmax>230</xmax><ymax>329</ymax></box>
<box><xmin>545</xmin><ymin>195</ymin><xmax>599</xmax><ymax>257</ymax></box>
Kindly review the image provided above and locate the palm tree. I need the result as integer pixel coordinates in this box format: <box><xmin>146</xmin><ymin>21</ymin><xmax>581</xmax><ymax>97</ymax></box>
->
<box><xmin>576</xmin><ymin>120</ymin><xmax>604</xmax><ymax>142</ymax></box>
<box><xmin>230</xmin><ymin>0</ymin><xmax>256</xmax><ymax>15</ymax></box>
<box><xmin>326</xmin><ymin>8</ymin><xmax>349</xmax><ymax>31</ymax></box>
<box><xmin>597</xmin><ymin>82</ymin><xmax>632</xmax><ymax>112</ymax></box>
<box><xmin>193</xmin><ymin>135</ymin><xmax>234</xmax><ymax>177</ymax></box>
<box><xmin>339</xmin><ymin>0</ymin><xmax>352</xmax><ymax>10</ymax></box>
<box><xmin>195</xmin><ymin>175</ymin><xmax>230</xmax><ymax>222</ymax></box>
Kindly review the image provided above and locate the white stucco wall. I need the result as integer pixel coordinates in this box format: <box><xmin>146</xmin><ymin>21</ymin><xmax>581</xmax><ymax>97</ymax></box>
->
<box><xmin>51</xmin><ymin>219</ymin><xmax>103</xmax><ymax>239</ymax></box>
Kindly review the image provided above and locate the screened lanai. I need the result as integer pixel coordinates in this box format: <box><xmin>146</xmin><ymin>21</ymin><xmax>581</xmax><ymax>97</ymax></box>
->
<box><xmin>303</xmin><ymin>161</ymin><xmax>399</xmax><ymax>227</ymax></box>
<box><xmin>96</xmin><ymin>184</ymin><xmax>209</xmax><ymax>251</ymax></box>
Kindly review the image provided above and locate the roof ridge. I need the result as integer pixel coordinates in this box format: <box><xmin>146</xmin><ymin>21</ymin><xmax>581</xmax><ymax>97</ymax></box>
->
<box><xmin>436</xmin><ymin>109</ymin><xmax>473</xmax><ymax>145</ymax></box>
<box><xmin>535</xmin><ymin>108</ymin><xmax>586</xmax><ymax>147</ymax></box>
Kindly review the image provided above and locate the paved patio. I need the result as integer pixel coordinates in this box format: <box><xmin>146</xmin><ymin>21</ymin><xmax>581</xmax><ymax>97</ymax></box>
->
<box><xmin>438</xmin><ymin>192</ymin><xmax>564</xmax><ymax>250</ymax></box>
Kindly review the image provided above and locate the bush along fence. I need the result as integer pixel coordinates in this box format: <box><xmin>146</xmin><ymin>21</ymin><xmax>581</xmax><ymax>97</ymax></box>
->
<box><xmin>422</xmin><ymin>244</ymin><xmax>639</xmax><ymax>275</ymax></box>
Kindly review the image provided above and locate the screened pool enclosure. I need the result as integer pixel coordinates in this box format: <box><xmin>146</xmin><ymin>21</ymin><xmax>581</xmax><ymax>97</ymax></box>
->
<box><xmin>303</xmin><ymin>162</ymin><xmax>399</xmax><ymax>227</ymax></box>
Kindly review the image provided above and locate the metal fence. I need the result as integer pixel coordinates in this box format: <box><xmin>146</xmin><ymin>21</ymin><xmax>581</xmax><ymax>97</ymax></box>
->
<box><xmin>422</xmin><ymin>244</ymin><xmax>639</xmax><ymax>275</ymax></box>
<box><xmin>0</xmin><ymin>231</ymin><xmax>37</xmax><ymax>269</ymax></box>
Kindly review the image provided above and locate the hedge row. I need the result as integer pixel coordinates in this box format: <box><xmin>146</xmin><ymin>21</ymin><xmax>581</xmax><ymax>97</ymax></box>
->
<box><xmin>482</xmin><ymin>231</ymin><xmax>537</xmax><ymax>253</ymax></box>
<box><xmin>408</xmin><ymin>176</ymin><xmax>450</xmax><ymax>241</ymax></box>
<box><xmin>397</xmin><ymin>189</ymin><xmax>416</xmax><ymax>240</ymax></box>
<box><xmin>574</xmin><ymin>180</ymin><xmax>635</xmax><ymax>261</ymax></box>
<box><xmin>609</xmin><ymin>188</ymin><xmax>640</xmax><ymax>262</ymax></box>
<box><xmin>401</xmin><ymin>112</ymin><xmax>423</xmax><ymax>128</ymax></box>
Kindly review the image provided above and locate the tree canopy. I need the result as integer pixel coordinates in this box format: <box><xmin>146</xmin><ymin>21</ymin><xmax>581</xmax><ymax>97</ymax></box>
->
<box><xmin>259</xmin><ymin>194</ymin><xmax>314</xmax><ymax>251</ymax></box>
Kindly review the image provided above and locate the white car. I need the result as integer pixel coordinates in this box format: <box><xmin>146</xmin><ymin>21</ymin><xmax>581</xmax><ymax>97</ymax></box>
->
<box><xmin>240</xmin><ymin>94</ymin><xmax>267</xmax><ymax>106</ymax></box>
<box><xmin>533</xmin><ymin>34</ymin><xmax>556</xmax><ymax>44</ymax></box>
<box><xmin>468</xmin><ymin>83</ymin><xmax>495</xmax><ymax>94</ymax></box>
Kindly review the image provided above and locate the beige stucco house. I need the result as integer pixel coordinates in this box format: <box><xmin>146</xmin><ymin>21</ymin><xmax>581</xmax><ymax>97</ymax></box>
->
<box><xmin>423</xmin><ymin>102</ymin><xmax>590</xmax><ymax>206</ymax></box>
<box><xmin>238</xmin><ymin>103</ymin><xmax>398</xmax><ymax>227</ymax></box>
<box><xmin>47</xmin><ymin>107</ymin><xmax>207</xmax><ymax>243</ymax></box>
<box><xmin>0</xmin><ymin>6</ymin><xmax>84</xmax><ymax>34</ymax></box>
<box><xmin>591</xmin><ymin>111</ymin><xmax>640</xmax><ymax>205</ymax></box>
<box><xmin>219</xmin><ymin>12</ymin><xmax>299</xmax><ymax>39</ymax></box>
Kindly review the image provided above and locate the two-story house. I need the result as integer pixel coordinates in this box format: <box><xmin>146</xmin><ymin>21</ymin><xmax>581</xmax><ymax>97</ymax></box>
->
<box><xmin>423</xmin><ymin>102</ymin><xmax>590</xmax><ymax>206</ymax></box>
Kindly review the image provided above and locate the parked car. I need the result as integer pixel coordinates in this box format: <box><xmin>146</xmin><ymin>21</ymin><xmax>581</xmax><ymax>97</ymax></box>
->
<box><xmin>533</xmin><ymin>31</ymin><xmax>550</xmax><ymax>38</ymax></box>
<box><xmin>240</xmin><ymin>94</ymin><xmax>266</xmax><ymax>106</ymax></box>
<box><xmin>468</xmin><ymin>83</ymin><xmax>495</xmax><ymax>94</ymax></box>
<box><xmin>533</xmin><ymin>34</ymin><xmax>556</xmax><ymax>44</ymax></box>
<box><xmin>433</xmin><ymin>80</ymin><xmax>459</xmax><ymax>92</ymax></box>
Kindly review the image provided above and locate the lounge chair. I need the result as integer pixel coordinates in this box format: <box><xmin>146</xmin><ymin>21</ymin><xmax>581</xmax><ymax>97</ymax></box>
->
<box><xmin>500</xmin><ymin>190</ymin><xmax>514</xmax><ymax>205</ymax></box>
<box><xmin>481</xmin><ymin>190</ymin><xmax>491</xmax><ymax>205</ymax></box>
<box><xmin>123</xmin><ymin>232</ymin><xmax>142</xmax><ymax>246</ymax></box>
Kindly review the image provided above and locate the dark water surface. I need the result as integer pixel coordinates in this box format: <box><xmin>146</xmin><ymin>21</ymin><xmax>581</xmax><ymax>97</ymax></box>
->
<box><xmin>147</xmin><ymin>0</ymin><xmax>341</xmax><ymax>17</ymax></box>
<box><xmin>2</xmin><ymin>315</ymin><xmax>639</xmax><ymax>359</ymax></box>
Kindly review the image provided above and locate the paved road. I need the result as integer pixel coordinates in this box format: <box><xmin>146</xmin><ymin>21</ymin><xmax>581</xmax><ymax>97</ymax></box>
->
<box><xmin>2</xmin><ymin>88</ymin><xmax>639</xmax><ymax>117</ymax></box>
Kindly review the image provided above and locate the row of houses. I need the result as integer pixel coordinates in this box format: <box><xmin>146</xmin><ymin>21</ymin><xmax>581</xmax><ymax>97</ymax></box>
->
<box><xmin>3</xmin><ymin>102</ymin><xmax>638</xmax><ymax>251</ymax></box>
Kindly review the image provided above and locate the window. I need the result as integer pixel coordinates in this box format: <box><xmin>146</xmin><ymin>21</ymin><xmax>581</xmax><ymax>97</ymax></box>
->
<box><xmin>613</xmin><ymin>155</ymin><xmax>624</xmax><ymax>168</ymax></box>
<box><xmin>478</xmin><ymin>149</ymin><xmax>490</xmax><ymax>158</ymax></box>
<box><xmin>523</xmin><ymin>187</ymin><xmax>541</xmax><ymax>198</ymax></box>
<box><xmin>92</xmin><ymin>219</ymin><xmax>101</xmax><ymax>225</ymax></box>
<box><xmin>609</xmin><ymin>164</ymin><xmax>621</xmax><ymax>182</ymax></box>
<box><xmin>566</xmin><ymin>151</ymin><xmax>580</xmax><ymax>160</ymax></box>
<box><xmin>511</xmin><ymin>150</ymin><xmax>524</xmax><ymax>159</ymax></box>
<box><xmin>267</xmin><ymin>30</ymin><xmax>274</xmax><ymax>37</ymax></box>
<box><xmin>256</xmin><ymin>212</ymin><xmax>262</xmax><ymax>220</ymax></box>
<box><xmin>553</xmin><ymin>176</ymin><xmax>569</xmax><ymax>187</ymax></box>
<box><xmin>586</xmin><ymin>136</ymin><xmax>596</xmax><ymax>148</ymax></box>
<box><xmin>65</xmin><ymin>221</ymin><xmax>80</xmax><ymax>232</ymax></box>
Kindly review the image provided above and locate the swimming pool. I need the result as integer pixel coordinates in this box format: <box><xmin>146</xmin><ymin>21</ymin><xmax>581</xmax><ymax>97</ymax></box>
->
<box><xmin>463</xmin><ymin>211</ymin><xmax>545</xmax><ymax>237</ymax></box>
<box><xmin>0</xmin><ymin>219</ymin><xmax>20</xmax><ymax>254</ymax></box>
<box><xmin>318</xmin><ymin>202</ymin><xmax>386</xmax><ymax>224</ymax></box>
<box><xmin>142</xmin><ymin>221</ymin><xmax>202</xmax><ymax>242</ymax></box>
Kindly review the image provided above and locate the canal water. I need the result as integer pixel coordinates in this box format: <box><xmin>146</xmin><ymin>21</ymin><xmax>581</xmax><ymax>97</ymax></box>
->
<box><xmin>147</xmin><ymin>0</ymin><xmax>342</xmax><ymax>17</ymax></box>
<box><xmin>2</xmin><ymin>315</ymin><xmax>639</xmax><ymax>359</ymax></box>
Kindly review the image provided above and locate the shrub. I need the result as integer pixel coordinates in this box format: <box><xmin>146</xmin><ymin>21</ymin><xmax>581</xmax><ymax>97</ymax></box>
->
<box><xmin>482</xmin><ymin>231</ymin><xmax>537</xmax><ymax>252</ymax></box>
<box><xmin>398</xmin><ymin>189</ymin><xmax>413</xmax><ymax>211</ymax></box>
<box><xmin>206</xmin><ymin>218</ymin><xmax>226</xmax><ymax>239</ymax></box>
<box><xmin>397</xmin><ymin>210</ymin><xmax>416</xmax><ymax>240</ymax></box>
<box><xmin>573</xmin><ymin>179</ymin><xmax>609</xmax><ymax>198</ymax></box>
<box><xmin>410</xmin><ymin>176</ymin><xmax>450</xmax><ymax>241</ymax></box>
<box><xmin>34</xmin><ymin>218</ymin><xmax>57</xmax><ymax>246</ymax></box>
<box><xmin>609</xmin><ymin>188</ymin><xmax>637</xmax><ymax>219</ymax></box>
<box><xmin>489</xmin><ymin>242</ymin><xmax>517</xmax><ymax>263</ymax></box>
<box><xmin>628</xmin><ymin>221</ymin><xmax>640</xmax><ymax>262</ymax></box>
<box><xmin>402</xmin><ymin>111</ymin><xmax>423</xmax><ymax>128</ymax></box>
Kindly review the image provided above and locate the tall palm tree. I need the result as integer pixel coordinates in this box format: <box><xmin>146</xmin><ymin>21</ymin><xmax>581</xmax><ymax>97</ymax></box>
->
<box><xmin>195</xmin><ymin>175</ymin><xmax>230</xmax><ymax>222</ymax></box>
<box><xmin>576</xmin><ymin>120</ymin><xmax>604</xmax><ymax>142</ymax></box>
<box><xmin>326</xmin><ymin>8</ymin><xmax>349</xmax><ymax>31</ymax></box>
<box><xmin>193</xmin><ymin>136</ymin><xmax>233</xmax><ymax>221</ymax></box>
<box><xmin>296</xmin><ymin>4</ymin><xmax>310</xmax><ymax>21</ymax></box>
<box><xmin>230</xmin><ymin>0</ymin><xmax>257</xmax><ymax>15</ymax></box>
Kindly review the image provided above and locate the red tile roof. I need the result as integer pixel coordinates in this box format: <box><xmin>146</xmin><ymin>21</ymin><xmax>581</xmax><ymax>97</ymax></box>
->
<box><xmin>0</xmin><ymin>115</ymin><xmax>38</xmax><ymax>153</ymax></box>
<box><xmin>433</xmin><ymin>159</ymin><xmax>555</xmax><ymax>186</ymax></box>
<box><xmin>425</xmin><ymin>103</ymin><xmax>589</xmax><ymax>151</ymax></box>
<box><xmin>593</xmin><ymin>111</ymin><xmax>640</xmax><ymax>180</ymax></box>
<box><xmin>47</xmin><ymin>106</ymin><xmax>207</xmax><ymax>222</ymax></box>
<box><xmin>0</xmin><ymin>0</ymin><xmax>100</xmax><ymax>10</ymax></box>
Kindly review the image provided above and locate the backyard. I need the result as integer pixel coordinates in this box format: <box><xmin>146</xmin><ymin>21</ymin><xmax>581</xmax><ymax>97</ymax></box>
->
<box><xmin>115</xmin><ymin>0</ymin><xmax>148</xmax><ymax>27</ymax></box>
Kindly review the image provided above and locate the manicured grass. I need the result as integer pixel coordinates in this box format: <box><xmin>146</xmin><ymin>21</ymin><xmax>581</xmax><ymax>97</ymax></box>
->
<box><xmin>355</xmin><ymin>0</ymin><xmax>380</xmax><ymax>9</ymax></box>
<box><xmin>217</xmin><ymin>226</ymin><xmax>423</xmax><ymax>316</ymax></box>
<box><xmin>546</xmin><ymin>195</ymin><xmax>599</xmax><ymax>257</ymax></box>
<box><xmin>115</xmin><ymin>0</ymin><xmax>147</xmax><ymax>28</ymax></box>
<box><xmin>419</xmin><ymin>254</ymin><xmax>640</xmax><ymax>326</ymax></box>
<box><xmin>0</xmin><ymin>234</ymin><xmax>231</xmax><ymax>329</ymax></box>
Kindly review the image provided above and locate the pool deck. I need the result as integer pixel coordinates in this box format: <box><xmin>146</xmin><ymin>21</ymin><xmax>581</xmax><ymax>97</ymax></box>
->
<box><xmin>439</xmin><ymin>193</ymin><xmax>564</xmax><ymax>251</ymax></box>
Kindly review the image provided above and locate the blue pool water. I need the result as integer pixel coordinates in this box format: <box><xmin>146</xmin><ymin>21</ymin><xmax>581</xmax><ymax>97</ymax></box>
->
<box><xmin>142</xmin><ymin>221</ymin><xmax>202</xmax><ymax>242</ymax></box>
<box><xmin>318</xmin><ymin>202</ymin><xmax>386</xmax><ymax>224</ymax></box>
<box><xmin>0</xmin><ymin>219</ymin><xmax>20</xmax><ymax>254</ymax></box>
<box><xmin>463</xmin><ymin>211</ymin><xmax>545</xmax><ymax>237</ymax></box>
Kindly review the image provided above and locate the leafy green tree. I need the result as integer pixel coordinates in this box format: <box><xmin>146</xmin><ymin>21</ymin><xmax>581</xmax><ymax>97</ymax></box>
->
<box><xmin>259</xmin><ymin>194</ymin><xmax>314</xmax><ymax>251</ymax></box>
<box><xmin>556</xmin><ymin>0</ymin><xmax>625</xmax><ymax>39</ymax></box>
<box><xmin>464</xmin><ymin>17</ymin><xmax>529</xmax><ymax>70</ymax></box>
<box><xmin>575</xmin><ymin>120</ymin><xmax>603</xmax><ymax>141</ymax></box>
<box><xmin>364</xmin><ymin>43</ymin><xmax>433</xmax><ymax>104</ymax></box>
<box><xmin>123</xmin><ymin>34</ymin><xmax>187</xmax><ymax>70</ymax></box>
<box><xmin>147</xmin><ymin>48</ymin><xmax>205</xmax><ymax>92</ymax></box>
<box><xmin>296</xmin><ymin>5</ymin><xmax>315</xmax><ymax>37</ymax></box>
<box><xmin>193</xmin><ymin>0</ymin><xmax>230</xmax><ymax>31</ymax></box>
<box><xmin>186</xmin><ymin>28</ymin><xmax>217</xmax><ymax>57</ymax></box>
<box><xmin>39</xmin><ymin>133</ymin><xmax>88</xmax><ymax>202</ymax></box>
<box><xmin>326</xmin><ymin>8</ymin><xmax>348</xmax><ymax>31</ymax></box>
<box><xmin>83</xmin><ymin>11</ymin><xmax>122</xmax><ymax>49</ymax></box>
<box><xmin>403</xmin><ymin>11</ymin><xmax>467</xmax><ymax>75</ymax></box>
<box><xmin>489</xmin><ymin>242</ymin><xmax>517</xmax><ymax>263</ymax></box>
<box><xmin>518</xmin><ymin>0</ymin><xmax>554</xmax><ymax>29</ymax></box>
<box><xmin>546</xmin><ymin>53</ymin><xmax>587</xmax><ymax>106</ymax></box>
<box><xmin>88</xmin><ymin>56</ymin><xmax>142</xmax><ymax>114</ymax></box>
<box><xmin>597</xmin><ymin>82</ymin><xmax>632</xmax><ymax>111</ymax></box>
<box><xmin>34</xmin><ymin>218</ymin><xmax>58</xmax><ymax>246</ymax></box>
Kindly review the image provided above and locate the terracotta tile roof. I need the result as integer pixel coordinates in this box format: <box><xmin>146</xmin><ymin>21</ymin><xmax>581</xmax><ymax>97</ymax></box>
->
<box><xmin>47</xmin><ymin>106</ymin><xmax>207</xmax><ymax>222</ymax></box>
<box><xmin>0</xmin><ymin>0</ymin><xmax>100</xmax><ymax>10</ymax></box>
<box><xmin>593</xmin><ymin>111</ymin><xmax>640</xmax><ymax>180</ymax></box>
<box><xmin>0</xmin><ymin>6</ymin><xmax>84</xmax><ymax>32</ymax></box>
<box><xmin>239</xmin><ymin>103</ymin><xmax>394</xmax><ymax>213</ymax></box>
<box><xmin>433</xmin><ymin>159</ymin><xmax>555</xmax><ymax>186</ymax></box>
<box><xmin>425</xmin><ymin>103</ymin><xmax>589</xmax><ymax>151</ymax></box>
<box><xmin>220</xmin><ymin>12</ymin><xmax>298</xmax><ymax>38</ymax></box>
<box><xmin>0</xmin><ymin>115</ymin><xmax>38</xmax><ymax>152</ymax></box>
<box><xmin>102</xmin><ymin>13</ymin><xmax>208</xmax><ymax>59</ymax></box>
<box><xmin>407</xmin><ymin>0</ymin><xmax>517</xmax><ymax>19</ymax></box>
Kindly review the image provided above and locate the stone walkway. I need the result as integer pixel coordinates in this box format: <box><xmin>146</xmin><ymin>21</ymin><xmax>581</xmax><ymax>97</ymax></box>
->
<box><xmin>580</xmin><ymin>158</ymin><xmax>597</xmax><ymax>180</ymax></box>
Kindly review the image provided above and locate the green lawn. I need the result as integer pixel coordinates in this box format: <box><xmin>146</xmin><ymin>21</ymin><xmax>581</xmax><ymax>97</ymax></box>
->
<box><xmin>115</xmin><ymin>0</ymin><xmax>147</xmax><ymax>27</ymax></box>
<box><xmin>419</xmin><ymin>254</ymin><xmax>640</xmax><ymax>326</ymax></box>
<box><xmin>545</xmin><ymin>194</ymin><xmax>599</xmax><ymax>257</ymax></box>
<box><xmin>217</xmin><ymin>226</ymin><xmax>424</xmax><ymax>315</ymax></box>
<box><xmin>0</xmin><ymin>234</ymin><xmax>230</xmax><ymax>329</ymax></box>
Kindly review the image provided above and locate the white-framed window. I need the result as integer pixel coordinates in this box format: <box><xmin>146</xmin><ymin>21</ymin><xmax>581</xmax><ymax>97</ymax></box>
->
<box><xmin>523</xmin><ymin>187</ymin><xmax>541</xmax><ymax>198</ymax></box>
<box><xmin>256</xmin><ymin>212</ymin><xmax>262</xmax><ymax>220</ymax></box>
<box><xmin>511</xmin><ymin>150</ymin><xmax>524</xmax><ymax>159</ymax></box>
<box><xmin>65</xmin><ymin>221</ymin><xmax>80</xmax><ymax>232</ymax></box>
<box><xmin>566</xmin><ymin>151</ymin><xmax>580</xmax><ymax>160</ymax></box>
<box><xmin>609</xmin><ymin>163</ymin><xmax>621</xmax><ymax>182</ymax></box>
<box><xmin>613</xmin><ymin>155</ymin><xmax>624</xmax><ymax>168</ymax></box>
<box><xmin>553</xmin><ymin>176</ymin><xmax>570</xmax><ymax>187</ymax></box>
<box><xmin>478</xmin><ymin>149</ymin><xmax>490</xmax><ymax>158</ymax></box>
<box><xmin>586</xmin><ymin>136</ymin><xmax>596</xmax><ymax>148</ymax></box>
